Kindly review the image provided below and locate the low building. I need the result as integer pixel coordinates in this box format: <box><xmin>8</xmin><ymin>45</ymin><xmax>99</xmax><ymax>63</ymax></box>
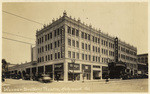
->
<box><xmin>137</xmin><ymin>53</ymin><xmax>148</xmax><ymax>75</ymax></box>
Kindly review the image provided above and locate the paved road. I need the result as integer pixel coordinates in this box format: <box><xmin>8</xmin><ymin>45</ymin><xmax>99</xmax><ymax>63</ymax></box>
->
<box><xmin>2</xmin><ymin>79</ymin><xmax>148</xmax><ymax>92</ymax></box>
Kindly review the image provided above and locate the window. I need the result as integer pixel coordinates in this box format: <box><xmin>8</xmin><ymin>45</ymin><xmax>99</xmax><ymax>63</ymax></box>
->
<box><xmin>50</xmin><ymin>43</ymin><xmax>53</xmax><ymax>49</ymax></box>
<box><xmin>55</xmin><ymin>41</ymin><xmax>57</xmax><ymax>48</ymax></box>
<box><xmin>48</xmin><ymin>44</ymin><xmax>50</xmax><ymax>50</ymax></box>
<box><xmin>38</xmin><ymin>39</ymin><xmax>39</xmax><ymax>44</ymax></box>
<box><xmin>81</xmin><ymin>32</ymin><xmax>84</xmax><ymax>38</ymax></box>
<box><xmin>54</xmin><ymin>30</ymin><xmax>57</xmax><ymax>37</ymax></box>
<box><xmin>58</xmin><ymin>40</ymin><xmax>60</xmax><ymax>47</ymax></box>
<box><xmin>85</xmin><ymin>44</ymin><xmax>87</xmax><ymax>50</ymax></box>
<box><xmin>102</xmin><ymin>49</ymin><xmax>103</xmax><ymax>54</ymax></box>
<box><xmin>104</xmin><ymin>40</ymin><xmax>105</xmax><ymax>46</ymax></box>
<box><xmin>89</xmin><ymin>45</ymin><xmax>91</xmax><ymax>50</ymax></box>
<box><xmin>113</xmin><ymin>44</ymin><xmax>114</xmax><ymax>48</ymax></box>
<box><xmin>82</xmin><ymin>54</ymin><xmax>84</xmax><ymax>60</ymax></box>
<box><xmin>39</xmin><ymin>38</ymin><xmax>41</xmax><ymax>44</ymax></box>
<box><xmin>88</xmin><ymin>34</ymin><xmax>90</xmax><ymax>40</ymax></box>
<box><xmin>77</xmin><ymin>53</ymin><xmax>79</xmax><ymax>59</ymax></box>
<box><xmin>76</xmin><ymin>41</ymin><xmax>79</xmax><ymax>48</ymax></box>
<box><xmin>89</xmin><ymin>55</ymin><xmax>91</xmax><ymax>61</ymax></box>
<box><xmin>45</xmin><ymin>56</ymin><xmax>47</xmax><ymax>61</ymax></box>
<box><xmin>38</xmin><ymin>58</ymin><xmax>39</xmax><ymax>63</ymax></box>
<box><xmin>93</xmin><ymin>56</ymin><xmax>95</xmax><ymax>61</ymax></box>
<box><xmin>98</xmin><ymin>38</ymin><xmax>100</xmax><ymax>44</ymax></box>
<box><xmin>42</xmin><ymin>37</ymin><xmax>43</xmax><ymax>43</ymax></box>
<box><xmin>96</xmin><ymin>47</ymin><xmax>97</xmax><ymax>52</ymax></box>
<box><xmin>82</xmin><ymin>43</ymin><xmax>84</xmax><ymax>49</ymax></box>
<box><xmin>57</xmin><ymin>28</ymin><xmax>60</xmax><ymax>35</ymax></box>
<box><xmin>92</xmin><ymin>36</ymin><xmax>94</xmax><ymax>42</ymax></box>
<box><xmin>98</xmin><ymin>57</ymin><xmax>100</xmax><ymax>62</ymax></box>
<box><xmin>68</xmin><ymin>39</ymin><xmax>71</xmax><ymax>46</ymax></box>
<box><xmin>55</xmin><ymin>53</ymin><xmax>57</xmax><ymax>59</ymax></box>
<box><xmin>98</xmin><ymin>48</ymin><xmax>100</xmax><ymax>53</ymax></box>
<box><xmin>106</xmin><ymin>41</ymin><xmax>108</xmax><ymax>46</ymax></box>
<box><xmin>40</xmin><ymin>48</ymin><xmax>41</xmax><ymax>53</ymax></box>
<box><xmin>38</xmin><ymin>48</ymin><xmax>39</xmax><ymax>53</ymax></box>
<box><xmin>48</xmin><ymin>55</ymin><xmax>50</xmax><ymax>60</ymax></box>
<box><xmin>96</xmin><ymin>57</ymin><xmax>97</xmax><ymax>62</ymax></box>
<box><xmin>48</xmin><ymin>34</ymin><xmax>50</xmax><ymax>40</ymax></box>
<box><xmin>72</xmin><ymin>28</ymin><xmax>75</xmax><ymax>35</ymax></box>
<box><xmin>85</xmin><ymin>54</ymin><xmax>87</xmax><ymax>60</ymax></box>
<box><xmin>85</xmin><ymin>33</ymin><xmax>87</xmax><ymax>39</ymax></box>
<box><xmin>68</xmin><ymin>26</ymin><xmax>71</xmax><ymax>34</ymax></box>
<box><xmin>68</xmin><ymin>51</ymin><xmax>71</xmax><ymax>58</ymax></box>
<box><xmin>50</xmin><ymin>32</ymin><xmax>52</xmax><ymax>39</ymax></box>
<box><xmin>58</xmin><ymin>52</ymin><xmax>60</xmax><ymax>59</ymax></box>
<box><xmin>101</xmin><ymin>40</ymin><xmax>103</xmax><ymax>45</ymax></box>
<box><xmin>73</xmin><ymin>52</ymin><xmax>75</xmax><ymax>58</ymax></box>
<box><xmin>45</xmin><ymin>35</ymin><xmax>47</xmax><ymax>41</ymax></box>
<box><xmin>72</xmin><ymin>40</ymin><xmax>75</xmax><ymax>47</ymax></box>
<box><xmin>76</xmin><ymin>30</ymin><xmax>79</xmax><ymax>36</ymax></box>
<box><xmin>39</xmin><ymin>57</ymin><xmax>41</xmax><ymax>62</ymax></box>
<box><xmin>51</xmin><ymin>54</ymin><xmax>53</xmax><ymax>60</ymax></box>
<box><xmin>42</xmin><ymin>56</ymin><xmax>44</xmax><ymax>62</ymax></box>
<box><xmin>45</xmin><ymin>45</ymin><xmax>47</xmax><ymax>51</ymax></box>
<box><xmin>95</xmin><ymin>37</ymin><xmax>97</xmax><ymax>43</ymax></box>
<box><xmin>42</xmin><ymin>46</ymin><xmax>44</xmax><ymax>52</ymax></box>
<box><xmin>93</xmin><ymin>46</ymin><xmax>95</xmax><ymax>52</ymax></box>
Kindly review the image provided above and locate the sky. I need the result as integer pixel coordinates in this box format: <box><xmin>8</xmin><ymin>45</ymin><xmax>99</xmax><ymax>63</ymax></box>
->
<box><xmin>2</xmin><ymin>2</ymin><xmax>148</xmax><ymax>64</ymax></box>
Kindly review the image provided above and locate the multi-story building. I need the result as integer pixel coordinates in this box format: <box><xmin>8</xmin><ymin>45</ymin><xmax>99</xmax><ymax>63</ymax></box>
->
<box><xmin>8</xmin><ymin>11</ymin><xmax>138</xmax><ymax>81</ymax></box>
<box><xmin>137</xmin><ymin>53</ymin><xmax>148</xmax><ymax>75</ymax></box>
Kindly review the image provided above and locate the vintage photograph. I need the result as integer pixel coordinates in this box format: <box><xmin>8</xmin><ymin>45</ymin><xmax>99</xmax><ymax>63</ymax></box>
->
<box><xmin>1</xmin><ymin>1</ymin><xmax>148</xmax><ymax>93</ymax></box>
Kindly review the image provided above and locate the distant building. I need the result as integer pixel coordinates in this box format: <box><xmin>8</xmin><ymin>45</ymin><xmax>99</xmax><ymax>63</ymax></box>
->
<box><xmin>137</xmin><ymin>53</ymin><xmax>148</xmax><ymax>75</ymax></box>
<box><xmin>8</xmin><ymin>11</ymin><xmax>138</xmax><ymax>81</ymax></box>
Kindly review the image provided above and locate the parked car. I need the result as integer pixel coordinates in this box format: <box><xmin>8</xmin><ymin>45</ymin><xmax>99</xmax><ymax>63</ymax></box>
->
<box><xmin>38</xmin><ymin>74</ymin><xmax>52</xmax><ymax>83</ymax></box>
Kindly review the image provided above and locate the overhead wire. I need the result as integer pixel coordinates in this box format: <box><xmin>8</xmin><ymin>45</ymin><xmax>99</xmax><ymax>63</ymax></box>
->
<box><xmin>3</xmin><ymin>10</ymin><xmax>44</xmax><ymax>25</ymax></box>
<box><xmin>3</xmin><ymin>32</ymin><xmax>35</xmax><ymax>40</ymax></box>
<box><xmin>2</xmin><ymin>37</ymin><xmax>35</xmax><ymax>45</ymax></box>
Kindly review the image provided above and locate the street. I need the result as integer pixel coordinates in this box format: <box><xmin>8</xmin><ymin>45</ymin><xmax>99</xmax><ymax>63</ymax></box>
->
<box><xmin>2</xmin><ymin>79</ymin><xmax>148</xmax><ymax>92</ymax></box>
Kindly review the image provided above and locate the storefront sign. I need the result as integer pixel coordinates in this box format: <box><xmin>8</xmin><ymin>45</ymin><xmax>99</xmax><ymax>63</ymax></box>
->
<box><xmin>82</xmin><ymin>64</ymin><xmax>91</xmax><ymax>72</ymax></box>
<box><xmin>61</xmin><ymin>26</ymin><xmax>65</xmax><ymax>58</ymax></box>
<box><xmin>54</xmin><ymin>63</ymin><xmax>64</xmax><ymax>71</ymax></box>
<box><xmin>114</xmin><ymin>37</ymin><xmax>118</xmax><ymax>62</ymax></box>
<box><xmin>93</xmin><ymin>65</ymin><xmax>100</xmax><ymax>68</ymax></box>
<box><xmin>68</xmin><ymin>63</ymin><xmax>80</xmax><ymax>70</ymax></box>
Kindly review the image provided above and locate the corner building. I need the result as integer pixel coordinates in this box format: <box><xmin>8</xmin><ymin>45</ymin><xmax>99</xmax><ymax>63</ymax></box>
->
<box><xmin>36</xmin><ymin>11</ymin><xmax>138</xmax><ymax>81</ymax></box>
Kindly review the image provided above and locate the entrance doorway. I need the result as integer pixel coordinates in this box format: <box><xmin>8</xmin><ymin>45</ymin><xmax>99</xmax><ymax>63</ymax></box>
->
<box><xmin>93</xmin><ymin>71</ymin><xmax>101</xmax><ymax>79</ymax></box>
<box><xmin>68</xmin><ymin>73</ymin><xmax>80</xmax><ymax>81</ymax></box>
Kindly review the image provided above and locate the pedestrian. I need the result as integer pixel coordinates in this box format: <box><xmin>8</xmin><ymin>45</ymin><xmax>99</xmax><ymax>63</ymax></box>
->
<box><xmin>105</xmin><ymin>75</ymin><xmax>109</xmax><ymax>84</ymax></box>
<box><xmin>56</xmin><ymin>74</ymin><xmax>59</xmax><ymax>82</ymax></box>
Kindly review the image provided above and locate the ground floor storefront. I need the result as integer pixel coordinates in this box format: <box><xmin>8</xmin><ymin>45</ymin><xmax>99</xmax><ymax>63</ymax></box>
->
<box><xmin>8</xmin><ymin>62</ymin><xmax>108</xmax><ymax>82</ymax></box>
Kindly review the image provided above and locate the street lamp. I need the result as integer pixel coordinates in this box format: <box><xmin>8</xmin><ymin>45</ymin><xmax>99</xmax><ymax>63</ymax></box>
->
<box><xmin>71</xmin><ymin>59</ymin><xmax>75</xmax><ymax>82</ymax></box>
